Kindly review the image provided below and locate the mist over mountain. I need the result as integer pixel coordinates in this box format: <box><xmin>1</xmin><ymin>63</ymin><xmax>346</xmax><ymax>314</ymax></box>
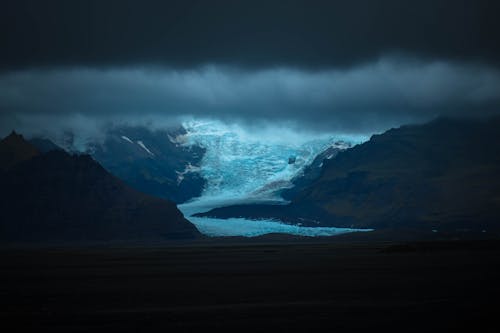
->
<box><xmin>85</xmin><ymin>125</ymin><xmax>206</xmax><ymax>204</ymax></box>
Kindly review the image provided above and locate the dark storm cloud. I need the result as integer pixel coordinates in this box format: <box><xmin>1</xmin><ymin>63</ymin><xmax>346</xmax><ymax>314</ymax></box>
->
<box><xmin>1</xmin><ymin>0</ymin><xmax>500</xmax><ymax>70</ymax></box>
<box><xmin>1</xmin><ymin>1</ymin><xmax>499</xmax><ymax>139</ymax></box>
<box><xmin>1</xmin><ymin>59</ymin><xmax>499</xmax><ymax>138</ymax></box>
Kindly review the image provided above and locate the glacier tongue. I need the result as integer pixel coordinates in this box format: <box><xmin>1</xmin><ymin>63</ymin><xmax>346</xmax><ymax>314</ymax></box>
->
<box><xmin>179</xmin><ymin>120</ymin><xmax>370</xmax><ymax>237</ymax></box>
<box><xmin>183</xmin><ymin>120</ymin><xmax>364</xmax><ymax>202</ymax></box>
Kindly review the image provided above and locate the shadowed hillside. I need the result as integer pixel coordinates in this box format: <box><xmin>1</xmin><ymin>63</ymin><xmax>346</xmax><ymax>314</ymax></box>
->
<box><xmin>87</xmin><ymin>126</ymin><xmax>206</xmax><ymax>203</ymax></box>
<box><xmin>0</xmin><ymin>133</ymin><xmax>201</xmax><ymax>242</ymax></box>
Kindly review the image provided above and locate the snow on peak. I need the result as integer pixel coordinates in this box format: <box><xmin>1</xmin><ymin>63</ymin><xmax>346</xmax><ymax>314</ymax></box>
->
<box><xmin>121</xmin><ymin>135</ymin><xmax>133</xmax><ymax>144</ymax></box>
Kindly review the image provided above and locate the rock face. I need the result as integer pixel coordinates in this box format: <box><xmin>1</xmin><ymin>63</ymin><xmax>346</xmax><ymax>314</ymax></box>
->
<box><xmin>86</xmin><ymin>126</ymin><xmax>206</xmax><ymax>204</ymax></box>
<box><xmin>281</xmin><ymin>142</ymin><xmax>349</xmax><ymax>200</ymax></box>
<box><xmin>0</xmin><ymin>132</ymin><xmax>201</xmax><ymax>242</ymax></box>
<box><xmin>198</xmin><ymin>118</ymin><xmax>500</xmax><ymax>232</ymax></box>
<box><xmin>29</xmin><ymin>137</ymin><xmax>64</xmax><ymax>153</ymax></box>
<box><xmin>292</xmin><ymin>117</ymin><xmax>500</xmax><ymax>230</ymax></box>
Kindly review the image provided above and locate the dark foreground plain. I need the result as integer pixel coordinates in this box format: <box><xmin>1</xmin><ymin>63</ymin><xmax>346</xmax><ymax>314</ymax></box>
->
<box><xmin>2</xmin><ymin>238</ymin><xmax>500</xmax><ymax>332</ymax></box>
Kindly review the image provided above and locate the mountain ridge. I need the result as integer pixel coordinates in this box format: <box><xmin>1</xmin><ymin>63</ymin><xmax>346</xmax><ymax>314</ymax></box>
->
<box><xmin>85</xmin><ymin>126</ymin><xmax>206</xmax><ymax>203</ymax></box>
<box><xmin>0</xmin><ymin>133</ymin><xmax>201</xmax><ymax>242</ymax></box>
<box><xmin>0</xmin><ymin>131</ymin><xmax>40</xmax><ymax>171</ymax></box>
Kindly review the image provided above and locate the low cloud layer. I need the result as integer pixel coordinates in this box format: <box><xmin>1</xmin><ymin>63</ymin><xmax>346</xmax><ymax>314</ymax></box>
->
<box><xmin>1</xmin><ymin>58</ymin><xmax>500</xmax><ymax>139</ymax></box>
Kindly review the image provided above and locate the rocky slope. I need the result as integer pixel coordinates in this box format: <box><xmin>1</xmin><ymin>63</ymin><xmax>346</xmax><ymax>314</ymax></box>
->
<box><xmin>280</xmin><ymin>141</ymin><xmax>351</xmax><ymax>200</ymax></box>
<box><xmin>0</xmin><ymin>132</ymin><xmax>201</xmax><ymax>242</ymax></box>
<box><xmin>87</xmin><ymin>126</ymin><xmax>206</xmax><ymax>203</ymax></box>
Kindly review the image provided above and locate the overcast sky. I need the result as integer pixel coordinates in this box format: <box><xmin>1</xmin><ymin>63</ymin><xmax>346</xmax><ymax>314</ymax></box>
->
<box><xmin>1</xmin><ymin>0</ymin><xmax>500</xmax><ymax>137</ymax></box>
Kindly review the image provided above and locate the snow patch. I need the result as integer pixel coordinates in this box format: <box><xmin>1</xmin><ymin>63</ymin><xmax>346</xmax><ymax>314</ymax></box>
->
<box><xmin>175</xmin><ymin>163</ymin><xmax>201</xmax><ymax>185</ymax></box>
<box><xmin>168</xmin><ymin>133</ymin><xmax>188</xmax><ymax>146</ymax></box>
<box><xmin>136</xmin><ymin>140</ymin><xmax>154</xmax><ymax>156</ymax></box>
<box><xmin>121</xmin><ymin>135</ymin><xmax>133</xmax><ymax>144</ymax></box>
<box><xmin>326</xmin><ymin>153</ymin><xmax>336</xmax><ymax>160</ymax></box>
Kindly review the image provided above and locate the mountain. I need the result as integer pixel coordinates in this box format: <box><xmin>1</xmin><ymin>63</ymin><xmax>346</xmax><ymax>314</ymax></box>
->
<box><xmin>85</xmin><ymin>126</ymin><xmax>206</xmax><ymax>203</ymax></box>
<box><xmin>280</xmin><ymin>141</ymin><xmax>351</xmax><ymax>200</ymax></box>
<box><xmin>197</xmin><ymin>117</ymin><xmax>500</xmax><ymax>232</ymax></box>
<box><xmin>0</xmin><ymin>131</ymin><xmax>39</xmax><ymax>171</ymax></box>
<box><xmin>29</xmin><ymin>137</ymin><xmax>64</xmax><ymax>153</ymax></box>
<box><xmin>0</xmin><ymin>133</ymin><xmax>201</xmax><ymax>242</ymax></box>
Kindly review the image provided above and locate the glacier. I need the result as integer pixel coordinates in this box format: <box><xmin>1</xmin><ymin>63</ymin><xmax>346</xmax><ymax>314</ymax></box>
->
<box><xmin>178</xmin><ymin>120</ymin><xmax>372</xmax><ymax>237</ymax></box>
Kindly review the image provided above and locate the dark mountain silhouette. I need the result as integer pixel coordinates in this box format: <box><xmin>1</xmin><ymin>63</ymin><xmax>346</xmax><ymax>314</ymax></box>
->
<box><xmin>29</xmin><ymin>137</ymin><xmax>64</xmax><ymax>153</ymax></box>
<box><xmin>0</xmin><ymin>131</ymin><xmax>39</xmax><ymax>171</ymax></box>
<box><xmin>0</xmin><ymin>133</ymin><xmax>201</xmax><ymax>242</ymax></box>
<box><xmin>197</xmin><ymin>117</ymin><xmax>500</xmax><ymax>232</ymax></box>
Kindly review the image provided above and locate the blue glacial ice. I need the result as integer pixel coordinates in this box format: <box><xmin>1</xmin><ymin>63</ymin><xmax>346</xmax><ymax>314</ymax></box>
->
<box><xmin>178</xmin><ymin>120</ymin><xmax>372</xmax><ymax>237</ymax></box>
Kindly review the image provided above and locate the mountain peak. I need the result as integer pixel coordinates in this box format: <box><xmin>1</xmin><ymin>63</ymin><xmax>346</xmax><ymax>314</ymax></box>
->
<box><xmin>4</xmin><ymin>130</ymin><xmax>24</xmax><ymax>142</ymax></box>
<box><xmin>0</xmin><ymin>131</ymin><xmax>40</xmax><ymax>171</ymax></box>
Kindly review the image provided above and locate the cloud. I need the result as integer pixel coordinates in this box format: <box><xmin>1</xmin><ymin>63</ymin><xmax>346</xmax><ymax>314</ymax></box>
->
<box><xmin>1</xmin><ymin>58</ymin><xmax>499</xmax><ymax>138</ymax></box>
<box><xmin>1</xmin><ymin>0</ymin><xmax>500</xmax><ymax>71</ymax></box>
